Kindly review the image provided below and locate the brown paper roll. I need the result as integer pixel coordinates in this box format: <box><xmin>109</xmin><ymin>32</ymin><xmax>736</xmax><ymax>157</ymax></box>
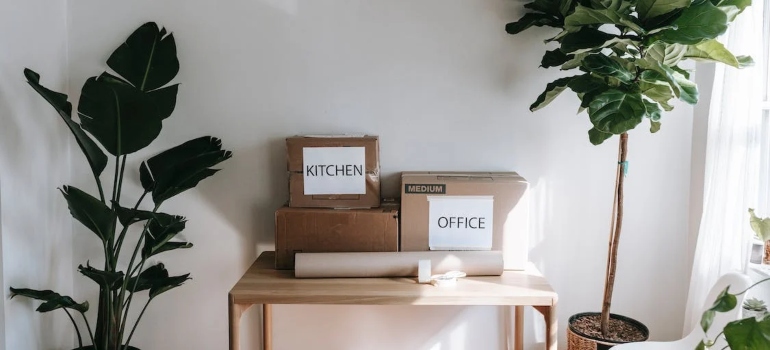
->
<box><xmin>294</xmin><ymin>251</ymin><xmax>504</xmax><ymax>278</ymax></box>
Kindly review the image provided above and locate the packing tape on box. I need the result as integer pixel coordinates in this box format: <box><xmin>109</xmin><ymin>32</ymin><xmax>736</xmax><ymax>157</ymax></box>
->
<box><xmin>294</xmin><ymin>251</ymin><xmax>504</xmax><ymax>278</ymax></box>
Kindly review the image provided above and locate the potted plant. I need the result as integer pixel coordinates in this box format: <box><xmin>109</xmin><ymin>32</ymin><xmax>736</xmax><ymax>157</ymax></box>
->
<box><xmin>8</xmin><ymin>22</ymin><xmax>231</xmax><ymax>350</ymax></box>
<box><xmin>505</xmin><ymin>0</ymin><xmax>752</xmax><ymax>347</ymax></box>
<box><xmin>742</xmin><ymin>297</ymin><xmax>768</xmax><ymax>320</ymax></box>
<box><xmin>749</xmin><ymin>208</ymin><xmax>770</xmax><ymax>264</ymax></box>
<box><xmin>701</xmin><ymin>278</ymin><xmax>770</xmax><ymax>348</ymax></box>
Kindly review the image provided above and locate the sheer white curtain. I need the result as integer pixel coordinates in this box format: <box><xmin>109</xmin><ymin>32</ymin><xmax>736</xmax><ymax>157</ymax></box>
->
<box><xmin>683</xmin><ymin>3</ymin><xmax>766</xmax><ymax>333</ymax></box>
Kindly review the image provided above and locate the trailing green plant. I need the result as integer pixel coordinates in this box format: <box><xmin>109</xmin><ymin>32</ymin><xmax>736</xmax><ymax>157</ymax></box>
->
<box><xmin>742</xmin><ymin>297</ymin><xmax>767</xmax><ymax>312</ymax></box>
<box><xmin>9</xmin><ymin>22</ymin><xmax>231</xmax><ymax>350</ymax></box>
<box><xmin>700</xmin><ymin>278</ymin><xmax>770</xmax><ymax>349</ymax></box>
<box><xmin>506</xmin><ymin>0</ymin><xmax>752</xmax><ymax>340</ymax></box>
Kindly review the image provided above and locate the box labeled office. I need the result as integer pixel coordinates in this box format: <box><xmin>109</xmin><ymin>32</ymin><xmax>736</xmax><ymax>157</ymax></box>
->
<box><xmin>274</xmin><ymin>203</ymin><xmax>399</xmax><ymax>269</ymax></box>
<box><xmin>286</xmin><ymin>135</ymin><xmax>380</xmax><ymax>208</ymax></box>
<box><xmin>400</xmin><ymin>172</ymin><xmax>529</xmax><ymax>269</ymax></box>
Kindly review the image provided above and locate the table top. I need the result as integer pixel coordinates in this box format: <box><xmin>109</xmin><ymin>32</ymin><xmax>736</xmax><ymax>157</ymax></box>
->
<box><xmin>229</xmin><ymin>252</ymin><xmax>557</xmax><ymax>306</ymax></box>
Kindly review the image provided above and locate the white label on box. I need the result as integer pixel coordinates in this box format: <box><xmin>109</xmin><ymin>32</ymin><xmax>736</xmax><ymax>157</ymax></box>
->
<box><xmin>303</xmin><ymin>147</ymin><xmax>366</xmax><ymax>195</ymax></box>
<box><xmin>428</xmin><ymin>195</ymin><xmax>494</xmax><ymax>250</ymax></box>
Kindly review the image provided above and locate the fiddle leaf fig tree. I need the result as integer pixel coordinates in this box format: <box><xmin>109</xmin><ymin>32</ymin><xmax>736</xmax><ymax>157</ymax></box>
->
<box><xmin>506</xmin><ymin>0</ymin><xmax>751</xmax><ymax>340</ymax></box>
<box><xmin>10</xmin><ymin>22</ymin><xmax>232</xmax><ymax>350</ymax></box>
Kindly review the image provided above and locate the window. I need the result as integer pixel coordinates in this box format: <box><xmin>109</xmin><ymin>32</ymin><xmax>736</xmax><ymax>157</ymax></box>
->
<box><xmin>757</xmin><ymin>0</ymin><xmax>770</xmax><ymax>213</ymax></box>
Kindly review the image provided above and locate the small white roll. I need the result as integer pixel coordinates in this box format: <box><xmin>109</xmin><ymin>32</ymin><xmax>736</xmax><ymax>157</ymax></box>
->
<box><xmin>294</xmin><ymin>251</ymin><xmax>504</xmax><ymax>278</ymax></box>
<box><xmin>418</xmin><ymin>260</ymin><xmax>432</xmax><ymax>283</ymax></box>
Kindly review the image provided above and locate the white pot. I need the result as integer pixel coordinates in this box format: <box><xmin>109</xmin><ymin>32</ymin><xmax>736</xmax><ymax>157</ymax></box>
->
<box><xmin>743</xmin><ymin>308</ymin><xmax>768</xmax><ymax>320</ymax></box>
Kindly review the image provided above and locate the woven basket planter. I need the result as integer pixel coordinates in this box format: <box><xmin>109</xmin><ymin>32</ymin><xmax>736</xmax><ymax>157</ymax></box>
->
<box><xmin>567</xmin><ymin>313</ymin><xmax>649</xmax><ymax>350</ymax></box>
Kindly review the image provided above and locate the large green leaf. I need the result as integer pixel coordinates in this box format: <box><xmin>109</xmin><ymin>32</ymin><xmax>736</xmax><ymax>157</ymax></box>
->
<box><xmin>684</xmin><ymin>39</ymin><xmax>750</xmax><ymax>68</ymax></box>
<box><xmin>581</xmin><ymin>55</ymin><xmax>634</xmax><ymax>83</ymax></box>
<box><xmin>107</xmin><ymin>22</ymin><xmax>179</xmax><ymax>92</ymax></box>
<box><xmin>710</xmin><ymin>287</ymin><xmax>738</xmax><ymax>312</ymax></box>
<box><xmin>723</xmin><ymin>316</ymin><xmax>770</xmax><ymax>349</ymax></box>
<box><xmin>60</xmin><ymin>186</ymin><xmax>115</xmax><ymax>243</ymax></box>
<box><xmin>639</xmin><ymin>61</ymin><xmax>698</xmax><ymax>104</ymax></box>
<box><xmin>588</xmin><ymin>89</ymin><xmax>647</xmax><ymax>134</ymax></box>
<box><xmin>655</xmin><ymin>0</ymin><xmax>728</xmax><ymax>44</ymax></box>
<box><xmin>749</xmin><ymin>209</ymin><xmax>770</xmax><ymax>241</ymax></box>
<box><xmin>716</xmin><ymin>0</ymin><xmax>752</xmax><ymax>21</ymax></box>
<box><xmin>524</xmin><ymin>0</ymin><xmax>564</xmax><ymax>17</ymax></box>
<box><xmin>530</xmin><ymin>76</ymin><xmax>576</xmax><ymax>111</ymax></box>
<box><xmin>24</xmin><ymin>69</ymin><xmax>108</xmax><ymax>178</ymax></box>
<box><xmin>640</xmin><ymin>81</ymin><xmax>675</xmax><ymax>111</ymax></box>
<box><xmin>568</xmin><ymin>74</ymin><xmax>611</xmax><ymax>108</ymax></box>
<box><xmin>646</xmin><ymin>42</ymin><xmax>687</xmax><ymax>67</ymax></box>
<box><xmin>140</xmin><ymin>136</ymin><xmax>232</xmax><ymax>204</ymax></box>
<box><xmin>78</xmin><ymin>73</ymin><xmax>162</xmax><ymax>156</ymax></box>
<box><xmin>641</xmin><ymin>8</ymin><xmax>684</xmax><ymax>31</ymax></box>
<box><xmin>564</xmin><ymin>4</ymin><xmax>645</xmax><ymax>34</ymax></box>
<box><xmin>559</xmin><ymin>27</ymin><xmax>616</xmax><ymax>54</ymax></box>
<box><xmin>541</xmin><ymin>49</ymin><xmax>572</xmax><ymax>68</ymax></box>
<box><xmin>637</xmin><ymin>0</ymin><xmax>689</xmax><ymax>21</ymax></box>
<box><xmin>78</xmin><ymin>264</ymin><xmax>124</xmax><ymax>290</ymax></box>
<box><xmin>505</xmin><ymin>13</ymin><xmax>562</xmax><ymax>35</ymax></box>
<box><xmin>643</xmin><ymin>100</ymin><xmax>663</xmax><ymax>121</ymax></box>
<box><xmin>125</xmin><ymin>263</ymin><xmax>190</xmax><ymax>299</ymax></box>
<box><xmin>588</xmin><ymin>127</ymin><xmax>614</xmax><ymax>145</ymax></box>
<box><xmin>142</xmin><ymin>214</ymin><xmax>190</xmax><ymax>259</ymax></box>
<box><xmin>9</xmin><ymin>287</ymin><xmax>89</xmax><ymax>313</ymax></box>
<box><xmin>562</xmin><ymin>52</ymin><xmax>589</xmax><ymax>70</ymax></box>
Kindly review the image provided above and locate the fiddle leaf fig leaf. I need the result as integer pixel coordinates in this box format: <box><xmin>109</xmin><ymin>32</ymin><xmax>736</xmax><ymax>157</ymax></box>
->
<box><xmin>588</xmin><ymin>127</ymin><xmax>614</xmax><ymax>145</ymax></box>
<box><xmin>562</xmin><ymin>52</ymin><xmax>589</xmax><ymax>70</ymax></box>
<box><xmin>650</xmin><ymin>120</ymin><xmax>662</xmax><ymax>133</ymax></box>
<box><xmin>749</xmin><ymin>208</ymin><xmax>770</xmax><ymax>241</ymax></box>
<box><xmin>60</xmin><ymin>186</ymin><xmax>115</xmax><ymax>243</ymax></box>
<box><xmin>10</xmin><ymin>287</ymin><xmax>89</xmax><ymax>313</ymax></box>
<box><xmin>560</xmin><ymin>28</ymin><xmax>616</xmax><ymax>54</ymax></box>
<box><xmin>716</xmin><ymin>0</ymin><xmax>752</xmax><ymax>22</ymax></box>
<box><xmin>505</xmin><ymin>13</ymin><xmax>561</xmax><ymax>35</ymax></box>
<box><xmin>654</xmin><ymin>0</ymin><xmax>728</xmax><ymax>44</ymax></box>
<box><xmin>646</xmin><ymin>42</ymin><xmax>687</xmax><ymax>66</ymax></box>
<box><xmin>524</xmin><ymin>0</ymin><xmax>564</xmax><ymax>17</ymax></box>
<box><xmin>530</xmin><ymin>76</ymin><xmax>576</xmax><ymax>111</ymax></box>
<box><xmin>723</xmin><ymin>316</ymin><xmax>770</xmax><ymax>349</ymax></box>
<box><xmin>581</xmin><ymin>55</ymin><xmax>635</xmax><ymax>83</ymax></box>
<box><xmin>541</xmin><ymin>49</ymin><xmax>572</xmax><ymax>68</ymax></box>
<box><xmin>643</xmin><ymin>100</ymin><xmax>663</xmax><ymax>121</ymax></box>
<box><xmin>24</xmin><ymin>69</ymin><xmax>108</xmax><ymax>178</ymax></box>
<box><xmin>564</xmin><ymin>4</ymin><xmax>645</xmax><ymax>34</ymax></box>
<box><xmin>640</xmin><ymin>81</ymin><xmax>675</xmax><ymax>111</ymax></box>
<box><xmin>78</xmin><ymin>264</ymin><xmax>124</xmax><ymax>291</ymax></box>
<box><xmin>107</xmin><ymin>22</ymin><xmax>179</xmax><ymax>92</ymax></box>
<box><xmin>140</xmin><ymin>136</ymin><xmax>232</xmax><ymax>204</ymax></box>
<box><xmin>684</xmin><ymin>39</ymin><xmax>750</xmax><ymax>68</ymax></box>
<box><xmin>637</xmin><ymin>0</ymin><xmax>689</xmax><ymax>21</ymax></box>
<box><xmin>638</xmin><ymin>61</ymin><xmax>698</xmax><ymax>104</ymax></box>
<box><xmin>588</xmin><ymin>89</ymin><xmax>647</xmax><ymax>134</ymax></box>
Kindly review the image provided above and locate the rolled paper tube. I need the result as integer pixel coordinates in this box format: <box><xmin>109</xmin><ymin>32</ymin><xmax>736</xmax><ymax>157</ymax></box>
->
<box><xmin>294</xmin><ymin>251</ymin><xmax>504</xmax><ymax>278</ymax></box>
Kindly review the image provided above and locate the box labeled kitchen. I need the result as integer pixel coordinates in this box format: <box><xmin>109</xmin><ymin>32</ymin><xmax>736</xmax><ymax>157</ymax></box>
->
<box><xmin>400</xmin><ymin>172</ymin><xmax>529</xmax><ymax>270</ymax></box>
<box><xmin>287</xmin><ymin>135</ymin><xmax>380</xmax><ymax>208</ymax></box>
<box><xmin>274</xmin><ymin>203</ymin><xmax>399</xmax><ymax>269</ymax></box>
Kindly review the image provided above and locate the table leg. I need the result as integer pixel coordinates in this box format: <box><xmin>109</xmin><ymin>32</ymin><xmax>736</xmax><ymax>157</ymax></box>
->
<box><xmin>229</xmin><ymin>294</ymin><xmax>255</xmax><ymax>350</ymax></box>
<box><xmin>514</xmin><ymin>306</ymin><xmax>524</xmax><ymax>350</ymax></box>
<box><xmin>534</xmin><ymin>304</ymin><xmax>557</xmax><ymax>350</ymax></box>
<box><xmin>264</xmin><ymin>304</ymin><xmax>273</xmax><ymax>350</ymax></box>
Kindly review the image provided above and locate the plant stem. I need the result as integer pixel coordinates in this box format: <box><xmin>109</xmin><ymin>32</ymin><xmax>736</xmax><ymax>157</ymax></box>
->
<box><xmin>63</xmin><ymin>309</ymin><xmax>83</xmax><ymax>348</ymax></box>
<box><xmin>735</xmin><ymin>277</ymin><xmax>770</xmax><ymax>296</ymax></box>
<box><xmin>113</xmin><ymin>190</ymin><xmax>149</xmax><ymax>266</ymax></box>
<box><xmin>115</xmin><ymin>155</ymin><xmax>127</xmax><ymax>205</ymax></box>
<box><xmin>601</xmin><ymin>133</ymin><xmax>629</xmax><ymax>336</ymax></box>
<box><xmin>80</xmin><ymin>311</ymin><xmax>96</xmax><ymax>348</ymax></box>
<box><xmin>118</xmin><ymin>257</ymin><xmax>146</xmax><ymax>343</ymax></box>
<box><xmin>123</xmin><ymin>299</ymin><xmax>152</xmax><ymax>350</ymax></box>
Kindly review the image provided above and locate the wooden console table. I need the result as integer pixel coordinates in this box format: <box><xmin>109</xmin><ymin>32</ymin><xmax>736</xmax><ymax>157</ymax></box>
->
<box><xmin>229</xmin><ymin>251</ymin><xmax>558</xmax><ymax>350</ymax></box>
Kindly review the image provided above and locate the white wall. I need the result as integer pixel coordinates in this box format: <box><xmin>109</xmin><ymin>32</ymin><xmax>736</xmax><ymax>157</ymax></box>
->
<box><xmin>0</xmin><ymin>0</ymin><xmax>696</xmax><ymax>349</ymax></box>
<box><xmin>0</xmin><ymin>1</ymin><xmax>74</xmax><ymax>349</ymax></box>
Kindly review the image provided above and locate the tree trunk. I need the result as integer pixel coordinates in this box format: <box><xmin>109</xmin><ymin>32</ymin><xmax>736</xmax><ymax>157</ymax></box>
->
<box><xmin>601</xmin><ymin>133</ymin><xmax>628</xmax><ymax>336</ymax></box>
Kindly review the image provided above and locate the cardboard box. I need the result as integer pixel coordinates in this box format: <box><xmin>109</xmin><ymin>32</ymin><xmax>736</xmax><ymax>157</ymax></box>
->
<box><xmin>275</xmin><ymin>203</ymin><xmax>399</xmax><ymax>269</ymax></box>
<box><xmin>400</xmin><ymin>172</ymin><xmax>529</xmax><ymax>270</ymax></box>
<box><xmin>286</xmin><ymin>135</ymin><xmax>380</xmax><ymax>208</ymax></box>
